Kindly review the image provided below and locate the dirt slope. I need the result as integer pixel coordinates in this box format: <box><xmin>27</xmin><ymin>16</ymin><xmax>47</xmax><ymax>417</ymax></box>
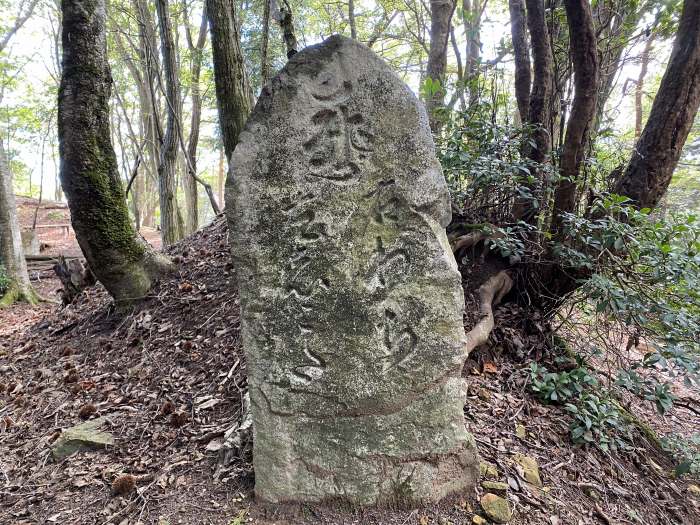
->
<box><xmin>1</xmin><ymin>217</ymin><xmax>698</xmax><ymax>524</ymax></box>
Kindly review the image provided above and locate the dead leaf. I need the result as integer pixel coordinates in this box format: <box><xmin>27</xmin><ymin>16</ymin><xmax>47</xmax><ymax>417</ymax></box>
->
<box><xmin>483</xmin><ymin>361</ymin><xmax>498</xmax><ymax>374</ymax></box>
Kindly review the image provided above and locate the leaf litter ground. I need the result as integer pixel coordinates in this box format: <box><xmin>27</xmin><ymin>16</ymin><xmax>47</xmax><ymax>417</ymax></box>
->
<box><xmin>1</xmin><ymin>217</ymin><xmax>698</xmax><ymax>524</ymax></box>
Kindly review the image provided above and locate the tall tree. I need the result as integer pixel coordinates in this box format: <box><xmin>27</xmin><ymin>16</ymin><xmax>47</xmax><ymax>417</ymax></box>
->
<box><xmin>509</xmin><ymin>0</ymin><xmax>530</xmax><ymax>123</ymax></box>
<box><xmin>511</xmin><ymin>0</ymin><xmax>553</xmax><ymax>222</ymax></box>
<box><xmin>59</xmin><ymin>0</ymin><xmax>172</xmax><ymax>303</ymax></box>
<box><xmin>0</xmin><ymin>0</ymin><xmax>42</xmax><ymax>306</ymax></box>
<box><xmin>183</xmin><ymin>0</ymin><xmax>209</xmax><ymax>234</ymax></box>
<box><xmin>260</xmin><ymin>0</ymin><xmax>272</xmax><ymax>85</ymax></box>
<box><xmin>552</xmin><ymin>0</ymin><xmax>599</xmax><ymax>236</ymax></box>
<box><xmin>206</xmin><ymin>0</ymin><xmax>252</xmax><ymax>163</ymax></box>
<box><xmin>0</xmin><ymin>140</ymin><xmax>37</xmax><ymax>306</ymax></box>
<box><xmin>615</xmin><ymin>0</ymin><xmax>700</xmax><ymax>210</ymax></box>
<box><xmin>426</xmin><ymin>0</ymin><xmax>456</xmax><ymax>133</ymax></box>
<box><xmin>155</xmin><ymin>0</ymin><xmax>183</xmax><ymax>246</ymax></box>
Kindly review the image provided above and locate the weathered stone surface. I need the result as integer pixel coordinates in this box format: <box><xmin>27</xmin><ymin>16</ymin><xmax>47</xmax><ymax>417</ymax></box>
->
<box><xmin>514</xmin><ymin>453</ymin><xmax>542</xmax><ymax>487</ymax></box>
<box><xmin>482</xmin><ymin>481</ymin><xmax>509</xmax><ymax>491</ymax></box>
<box><xmin>227</xmin><ymin>35</ymin><xmax>477</xmax><ymax>505</ymax></box>
<box><xmin>480</xmin><ymin>493</ymin><xmax>513</xmax><ymax>523</ymax></box>
<box><xmin>51</xmin><ymin>417</ymin><xmax>114</xmax><ymax>460</ymax></box>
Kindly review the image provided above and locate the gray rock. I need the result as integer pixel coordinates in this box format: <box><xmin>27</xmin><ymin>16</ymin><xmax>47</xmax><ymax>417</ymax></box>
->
<box><xmin>51</xmin><ymin>417</ymin><xmax>114</xmax><ymax>460</ymax></box>
<box><xmin>227</xmin><ymin>35</ymin><xmax>478</xmax><ymax>506</ymax></box>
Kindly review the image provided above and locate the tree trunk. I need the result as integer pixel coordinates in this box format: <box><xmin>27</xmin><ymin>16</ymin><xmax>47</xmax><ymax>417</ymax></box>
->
<box><xmin>426</xmin><ymin>0</ymin><xmax>456</xmax><ymax>133</ymax></box>
<box><xmin>260</xmin><ymin>0</ymin><xmax>271</xmax><ymax>85</ymax></box>
<box><xmin>635</xmin><ymin>35</ymin><xmax>654</xmax><ymax>138</ymax></box>
<box><xmin>509</xmin><ymin>0</ymin><xmax>530</xmax><ymax>123</ymax></box>
<box><xmin>348</xmin><ymin>0</ymin><xmax>357</xmax><ymax>39</ymax></box>
<box><xmin>207</xmin><ymin>0</ymin><xmax>253</xmax><ymax>163</ymax></box>
<box><xmin>155</xmin><ymin>0</ymin><xmax>183</xmax><ymax>246</ymax></box>
<box><xmin>512</xmin><ymin>0</ymin><xmax>553</xmax><ymax>222</ymax></box>
<box><xmin>614</xmin><ymin>0</ymin><xmax>700</xmax><ymax>210</ymax></box>
<box><xmin>217</xmin><ymin>146</ymin><xmax>225</xmax><ymax>208</ymax></box>
<box><xmin>58</xmin><ymin>0</ymin><xmax>172</xmax><ymax>304</ymax></box>
<box><xmin>523</xmin><ymin>0</ymin><xmax>553</xmax><ymax>163</ymax></box>
<box><xmin>463</xmin><ymin>0</ymin><xmax>482</xmax><ymax>108</ymax></box>
<box><xmin>183</xmin><ymin>1</ymin><xmax>209</xmax><ymax>235</ymax></box>
<box><xmin>0</xmin><ymin>139</ymin><xmax>37</xmax><ymax>306</ymax></box>
<box><xmin>551</xmin><ymin>0</ymin><xmax>599</xmax><ymax>236</ymax></box>
<box><xmin>272</xmin><ymin>0</ymin><xmax>298</xmax><ymax>59</ymax></box>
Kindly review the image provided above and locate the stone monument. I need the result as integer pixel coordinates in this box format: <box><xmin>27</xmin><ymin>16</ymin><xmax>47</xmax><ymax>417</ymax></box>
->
<box><xmin>227</xmin><ymin>35</ymin><xmax>478</xmax><ymax>506</ymax></box>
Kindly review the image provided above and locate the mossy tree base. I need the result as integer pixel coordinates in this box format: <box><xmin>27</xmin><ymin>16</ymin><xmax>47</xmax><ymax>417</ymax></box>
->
<box><xmin>0</xmin><ymin>281</ymin><xmax>40</xmax><ymax>308</ymax></box>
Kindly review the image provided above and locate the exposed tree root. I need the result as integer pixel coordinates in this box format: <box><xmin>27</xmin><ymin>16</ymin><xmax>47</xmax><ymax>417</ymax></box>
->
<box><xmin>464</xmin><ymin>270</ymin><xmax>513</xmax><ymax>355</ymax></box>
<box><xmin>450</xmin><ymin>225</ymin><xmax>503</xmax><ymax>254</ymax></box>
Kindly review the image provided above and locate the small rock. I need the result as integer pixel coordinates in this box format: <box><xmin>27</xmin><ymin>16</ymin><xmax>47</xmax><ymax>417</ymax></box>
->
<box><xmin>51</xmin><ymin>417</ymin><xmax>114</xmax><ymax>460</ymax></box>
<box><xmin>472</xmin><ymin>516</ymin><xmax>487</xmax><ymax>525</ymax></box>
<box><xmin>515</xmin><ymin>424</ymin><xmax>526</xmax><ymax>439</ymax></box>
<box><xmin>480</xmin><ymin>493</ymin><xmax>513</xmax><ymax>524</ymax></box>
<box><xmin>687</xmin><ymin>484</ymin><xmax>700</xmax><ymax>496</ymax></box>
<box><xmin>478</xmin><ymin>388</ymin><xmax>492</xmax><ymax>402</ymax></box>
<box><xmin>480</xmin><ymin>461</ymin><xmax>499</xmax><ymax>479</ymax></box>
<box><xmin>514</xmin><ymin>453</ymin><xmax>542</xmax><ymax>487</ymax></box>
<box><xmin>482</xmin><ymin>481</ymin><xmax>509</xmax><ymax>491</ymax></box>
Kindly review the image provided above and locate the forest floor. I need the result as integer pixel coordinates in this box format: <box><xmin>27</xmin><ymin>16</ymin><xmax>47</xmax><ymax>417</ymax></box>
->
<box><xmin>1</xmin><ymin>217</ymin><xmax>699</xmax><ymax>525</ymax></box>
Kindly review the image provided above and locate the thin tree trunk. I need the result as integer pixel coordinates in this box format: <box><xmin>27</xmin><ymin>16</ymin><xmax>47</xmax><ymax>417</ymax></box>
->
<box><xmin>426</xmin><ymin>0</ymin><xmax>456</xmax><ymax>133</ymax></box>
<box><xmin>58</xmin><ymin>0</ymin><xmax>172</xmax><ymax>303</ymax></box>
<box><xmin>509</xmin><ymin>0</ymin><xmax>530</xmax><ymax>123</ymax></box>
<box><xmin>155</xmin><ymin>0</ymin><xmax>182</xmax><ymax>246</ymax></box>
<box><xmin>348</xmin><ymin>0</ymin><xmax>357</xmax><ymax>39</ymax></box>
<box><xmin>0</xmin><ymin>139</ymin><xmax>36</xmax><ymax>306</ymax></box>
<box><xmin>207</xmin><ymin>0</ymin><xmax>253</xmax><ymax>162</ymax></box>
<box><xmin>635</xmin><ymin>35</ymin><xmax>654</xmax><ymax>138</ymax></box>
<box><xmin>512</xmin><ymin>0</ymin><xmax>553</xmax><ymax>222</ymax></box>
<box><xmin>523</xmin><ymin>0</ymin><xmax>553</xmax><ymax>163</ymax></box>
<box><xmin>217</xmin><ymin>146</ymin><xmax>225</xmax><ymax>208</ymax></box>
<box><xmin>551</xmin><ymin>0</ymin><xmax>599</xmax><ymax>236</ymax></box>
<box><xmin>615</xmin><ymin>0</ymin><xmax>700</xmax><ymax>210</ymax></box>
<box><xmin>271</xmin><ymin>0</ymin><xmax>298</xmax><ymax>58</ymax></box>
<box><xmin>463</xmin><ymin>0</ymin><xmax>482</xmax><ymax>108</ymax></box>
<box><xmin>260</xmin><ymin>0</ymin><xmax>271</xmax><ymax>85</ymax></box>
<box><xmin>183</xmin><ymin>1</ymin><xmax>208</xmax><ymax>235</ymax></box>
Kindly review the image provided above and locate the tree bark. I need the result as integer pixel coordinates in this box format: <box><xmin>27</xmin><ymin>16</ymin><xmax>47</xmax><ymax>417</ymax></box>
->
<box><xmin>155</xmin><ymin>0</ymin><xmax>182</xmax><ymax>246</ymax></box>
<box><xmin>551</xmin><ymin>0</ymin><xmax>599</xmax><ymax>236</ymax></box>
<box><xmin>0</xmin><ymin>139</ymin><xmax>37</xmax><ymax>306</ymax></box>
<box><xmin>512</xmin><ymin>0</ymin><xmax>553</xmax><ymax>222</ymax></box>
<box><xmin>183</xmin><ymin>1</ymin><xmax>209</xmax><ymax>235</ymax></box>
<box><xmin>615</xmin><ymin>0</ymin><xmax>700</xmax><ymax>210</ymax></box>
<box><xmin>207</xmin><ymin>0</ymin><xmax>253</xmax><ymax>163</ymax></box>
<box><xmin>523</xmin><ymin>0</ymin><xmax>553</xmax><ymax>163</ymax></box>
<box><xmin>463</xmin><ymin>0</ymin><xmax>482</xmax><ymax>108</ymax></box>
<box><xmin>272</xmin><ymin>0</ymin><xmax>299</xmax><ymax>59</ymax></box>
<box><xmin>58</xmin><ymin>0</ymin><xmax>172</xmax><ymax>304</ymax></box>
<box><xmin>426</xmin><ymin>0</ymin><xmax>456</xmax><ymax>133</ymax></box>
<box><xmin>509</xmin><ymin>0</ymin><xmax>530</xmax><ymax>123</ymax></box>
<box><xmin>217</xmin><ymin>146</ymin><xmax>225</xmax><ymax>208</ymax></box>
<box><xmin>260</xmin><ymin>0</ymin><xmax>271</xmax><ymax>85</ymax></box>
<box><xmin>348</xmin><ymin>0</ymin><xmax>357</xmax><ymax>39</ymax></box>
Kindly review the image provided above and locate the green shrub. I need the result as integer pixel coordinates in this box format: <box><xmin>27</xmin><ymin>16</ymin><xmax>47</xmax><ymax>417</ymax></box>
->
<box><xmin>565</xmin><ymin>393</ymin><xmax>629</xmax><ymax>451</ymax></box>
<box><xmin>529</xmin><ymin>361</ymin><xmax>598</xmax><ymax>404</ymax></box>
<box><xmin>661</xmin><ymin>433</ymin><xmax>700</xmax><ymax>477</ymax></box>
<box><xmin>0</xmin><ymin>264</ymin><xmax>9</xmax><ymax>295</ymax></box>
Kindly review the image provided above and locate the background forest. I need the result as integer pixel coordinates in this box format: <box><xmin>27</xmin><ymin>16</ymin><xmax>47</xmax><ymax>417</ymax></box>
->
<box><xmin>3</xmin><ymin>0</ymin><xmax>698</xmax><ymax>227</ymax></box>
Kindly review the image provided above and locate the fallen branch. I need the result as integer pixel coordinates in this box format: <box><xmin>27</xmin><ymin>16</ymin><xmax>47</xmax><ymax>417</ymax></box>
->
<box><xmin>464</xmin><ymin>271</ymin><xmax>513</xmax><ymax>355</ymax></box>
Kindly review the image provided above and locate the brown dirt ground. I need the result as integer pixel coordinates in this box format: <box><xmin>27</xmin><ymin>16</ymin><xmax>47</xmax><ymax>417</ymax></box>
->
<box><xmin>1</xmin><ymin>217</ymin><xmax>699</xmax><ymax>524</ymax></box>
